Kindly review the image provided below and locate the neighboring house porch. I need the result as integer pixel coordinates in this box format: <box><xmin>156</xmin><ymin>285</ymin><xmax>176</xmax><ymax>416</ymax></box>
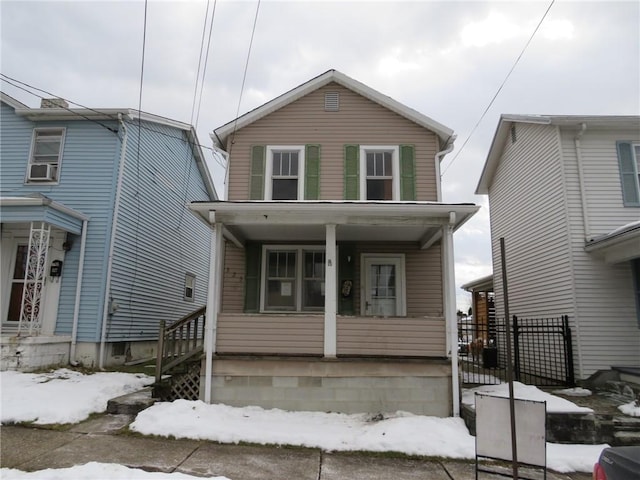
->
<box><xmin>0</xmin><ymin>196</ymin><xmax>88</xmax><ymax>370</ymax></box>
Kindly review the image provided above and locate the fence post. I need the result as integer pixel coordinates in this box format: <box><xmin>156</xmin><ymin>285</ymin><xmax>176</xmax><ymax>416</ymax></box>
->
<box><xmin>563</xmin><ymin>315</ymin><xmax>575</xmax><ymax>386</ymax></box>
<box><xmin>155</xmin><ymin>320</ymin><xmax>166</xmax><ymax>383</ymax></box>
<box><xmin>512</xmin><ymin>315</ymin><xmax>520</xmax><ymax>382</ymax></box>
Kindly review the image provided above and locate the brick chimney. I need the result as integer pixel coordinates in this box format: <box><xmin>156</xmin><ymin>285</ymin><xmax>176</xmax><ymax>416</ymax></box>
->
<box><xmin>40</xmin><ymin>98</ymin><xmax>69</xmax><ymax>109</ymax></box>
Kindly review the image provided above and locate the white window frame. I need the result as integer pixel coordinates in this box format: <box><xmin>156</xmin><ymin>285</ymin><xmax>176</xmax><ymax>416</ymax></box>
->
<box><xmin>184</xmin><ymin>273</ymin><xmax>196</xmax><ymax>301</ymax></box>
<box><xmin>25</xmin><ymin>127</ymin><xmax>66</xmax><ymax>184</ymax></box>
<box><xmin>633</xmin><ymin>143</ymin><xmax>640</xmax><ymax>201</ymax></box>
<box><xmin>360</xmin><ymin>253</ymin><xmax>407</xmax><ymax>317</ymax></box>
<box><xmin>264</xmin><ymin>145</ymin><xmax>305</xmax><ymax>200</ymax></box>
<box><xmin>359</xmin><ymin>145</ymin><xmax>400</xmax><ymax>201</ymax></box>
<box><xmin>259</xmin><ymin>245</ymin><xmax>326</xmax><ymax>312</ymax></box>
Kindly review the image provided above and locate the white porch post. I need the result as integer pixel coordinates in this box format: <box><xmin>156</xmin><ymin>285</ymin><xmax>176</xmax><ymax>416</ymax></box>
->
<box><xmin>204</xmin><ymin>220</ymin><xmax>224</xmax><ymax>403</ymax></box>
<box><xmin>324</xmin><ymin>224</ymin><xmax>337</xmax><ymax>357</ymax></box>
<box><xmin>443</xmin><ymin>213</ymin><xmax>460</xmax><ymax>417</ymax></box>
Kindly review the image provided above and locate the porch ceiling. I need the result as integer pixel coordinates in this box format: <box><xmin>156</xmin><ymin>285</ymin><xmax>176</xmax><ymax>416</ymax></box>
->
<box><xmin>190</xmin><ymin>201</ymin><xmax>479</xmax><ymax>248</ymax></box>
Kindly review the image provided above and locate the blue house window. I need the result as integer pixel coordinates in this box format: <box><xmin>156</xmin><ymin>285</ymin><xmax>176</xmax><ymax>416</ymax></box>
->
<box><xmin>184</xmin><ymin>273</ymin><xmax>195</xmax><ymax>302</ymax></box>
<box><xmin>26</xmin><ymin>128</ymin><xmax>65</xmax><ymax>183</ymax></box>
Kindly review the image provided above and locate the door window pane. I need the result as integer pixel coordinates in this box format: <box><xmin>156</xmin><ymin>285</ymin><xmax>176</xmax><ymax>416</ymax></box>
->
<box><xmin>7</xmin><ymin>245</ymin><xmax>29</xmax><ymax>322</ymax></box>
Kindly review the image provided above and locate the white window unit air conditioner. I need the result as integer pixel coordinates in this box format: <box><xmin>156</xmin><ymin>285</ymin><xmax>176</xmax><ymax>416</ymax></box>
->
<box><xmin>28</xmin><ymin>163</ymin><xmax>55</xmax><ymax>181</ymax></box>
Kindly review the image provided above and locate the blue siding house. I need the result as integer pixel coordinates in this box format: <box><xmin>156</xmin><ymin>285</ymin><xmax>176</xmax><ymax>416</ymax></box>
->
<box><xmin>0</xmin><ymin>92</ymin><xmax>217</xmax><ymax>370</ymax></box>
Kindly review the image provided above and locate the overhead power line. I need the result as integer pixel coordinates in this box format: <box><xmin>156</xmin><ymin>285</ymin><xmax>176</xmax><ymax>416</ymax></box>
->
<box><xmin>0</xmin><ymin>73</ymin><xmax>226</xmax><ymax>168</ymax></box>
<box><xmin>229</xmin><ymin>0</ymin><xmax>261</xmax><ymax>152</ymax></box>
<box><xmin>441</xmin><ymin>0</ymin><xmax>556</xmax><ymax>176</ymax></box>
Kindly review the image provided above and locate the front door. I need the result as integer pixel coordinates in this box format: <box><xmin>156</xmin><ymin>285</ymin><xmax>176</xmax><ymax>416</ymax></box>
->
<box><xmin>363</xmin><ymin>255</ymin><xmax>403</xmax><ymax>316</ymax></box>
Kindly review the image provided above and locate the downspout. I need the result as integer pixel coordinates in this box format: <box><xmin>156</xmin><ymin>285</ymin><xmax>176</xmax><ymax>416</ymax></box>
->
<box><xmin>69</xmin><ymin>219</ymin><xmax>88</xmax><ymax>365</ymax></box>
<box><xmin>435</xmin><ymin>135</ymin><xmax>457</xmax><ymax>202</ymax></box>
<box><xmin>98</xmin><ymin>114</ymin><xmax>128</xmax><ymax>369</ymax></box>
<box><xmin>574</xmin><ymin>123</ymin><xmax>590</xmax><ymax>240</ymax></box>
<box><xmin>443</xmin><ymin>212</ymin><xmax>460</xmax><ymax>416</ymax></box>
<box><xmin>572</xmin><ymin>122</ymin><xmax>588</xmax><ymax>378</ymax></box>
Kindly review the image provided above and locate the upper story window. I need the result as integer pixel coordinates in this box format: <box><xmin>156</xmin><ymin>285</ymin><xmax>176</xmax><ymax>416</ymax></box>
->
<box><xmin>26</xmin><ymin>128</ymin><xmax>65</xmax><ymax>183</ymax></box>
<box><xmin>359</xmin><ymin>146</ymin><xmax>400</xmax><ymax>201</ymax></box>
<box><xmin>265</xmin><ymin>146</ymin><xmax>305</xmax><ymax>200</ymax></box>
<box><xmin>617</xmin><ymin>141</ymin><xmax>640</xmax><ymax>207</ymax></box>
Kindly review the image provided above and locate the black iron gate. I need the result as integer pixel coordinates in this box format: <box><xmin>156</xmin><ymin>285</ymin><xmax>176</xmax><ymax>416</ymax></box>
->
<box><xmin>459</xmin><ymin>315</ymin><xmax>575</xmax><ymax>387</ymax></box>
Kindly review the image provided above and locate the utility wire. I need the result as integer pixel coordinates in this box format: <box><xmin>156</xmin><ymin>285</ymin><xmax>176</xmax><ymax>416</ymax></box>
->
<box><xmin>195</xmin><ymin>0</ymin><xmax>218</xmax><ymax>130</ymax></box>
<box><xmin>229</xmin><ymin>0</ymin><xmax>261</xmax><ymax>153</ymax></box>
<box><xmin>190</xmin><ymin>0</ymin><xmax>211</xmax><ymax>126</ymax></box>
<box><xmin>441</xmin><ymin>0</ymin><xmax>555</xmax><ymax>176</ymax></box>
<box><xmin>0</xmin><ymin>73</ymin><xmax>227</xmax><ymax>168</ymax></box>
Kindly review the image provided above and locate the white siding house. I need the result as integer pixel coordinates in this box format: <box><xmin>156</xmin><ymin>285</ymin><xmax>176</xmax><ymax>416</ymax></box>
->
<box><xmin>477</xmin><ymin>115</ymin><xmax>640</xmax><ymax>380</ymax></box>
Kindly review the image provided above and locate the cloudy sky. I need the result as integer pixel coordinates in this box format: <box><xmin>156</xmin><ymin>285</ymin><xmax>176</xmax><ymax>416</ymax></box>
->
<box><xmin>2</xmin><ymin>0</ymin><xmax>639</xmax><ymax>309</ymax></box>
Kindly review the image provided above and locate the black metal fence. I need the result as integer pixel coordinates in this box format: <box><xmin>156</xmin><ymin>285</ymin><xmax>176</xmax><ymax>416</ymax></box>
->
<box><xmin>458</xmin><ymin>315</ymin><xmax>575</xmax><ymax>387</ymax></box>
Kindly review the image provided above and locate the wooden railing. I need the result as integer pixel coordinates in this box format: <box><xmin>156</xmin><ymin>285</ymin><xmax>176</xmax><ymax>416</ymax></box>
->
<box><xmin>155</xmin><ymin>306</ymin><xmax>206</xmax><ymax>382</ymax></box>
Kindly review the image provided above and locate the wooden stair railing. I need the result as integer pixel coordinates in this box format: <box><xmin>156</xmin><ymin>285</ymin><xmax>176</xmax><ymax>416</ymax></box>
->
<box><xmin>155</xmin><ymin>306</ymin><xmax>206</xmax><ymax>383</ymax></box>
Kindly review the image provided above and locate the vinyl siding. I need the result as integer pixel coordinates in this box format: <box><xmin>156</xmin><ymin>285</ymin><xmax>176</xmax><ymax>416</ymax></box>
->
<box><xmin>0</xmin><ymin>102</ymin><xmax>121</xmax><ymax>342</ymax></box>
<box><xmin>560</xmin><ymin>127</ymin><xmax>640</xmax><ymax>376</ymax></box>
<box><xmin>489</xmin><ymin>123</ymin><xmax>574</xmax><ymax>319</ymax></box>
<box><xmin>107</xmin><ymin>120</ymin><xmax>213</xmax><ymax>341</ymax></box>
<box><xmin>216</xmin><ymin>313</ymin><xmax>324</xmax><ymax>354</ymax></box>
<box><xmin>226</xmin><ymin>83</ymin><xmax>439</xmax><ymax>201</ymax></box>
<box><xmin>337</xmin><ymin>316</ymin><xmax>446</xmax><ymax>357</ymax></box>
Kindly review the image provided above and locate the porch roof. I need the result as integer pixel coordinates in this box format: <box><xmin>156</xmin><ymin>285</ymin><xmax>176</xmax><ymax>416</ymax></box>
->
<box><xmin>189</xmin><ymin>200</ymin><xmax>479</xmax><ymax>248</ymax></box>
<box><xmin>585</xmin><ymin>221</ymin><xmax>640</xmax><ymax>264</ymax></box>
<box><xmin>0</xmin><ymin>195</ymin><xmax>88</xmax><ymax>234</ymax></box>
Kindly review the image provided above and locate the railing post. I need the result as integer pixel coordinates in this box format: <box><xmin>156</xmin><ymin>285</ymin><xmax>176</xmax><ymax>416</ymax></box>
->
<box><xmin>563</xmin><ymin>315</ymin><xmax>575</xmax><ymax>386</ymax></box>
<box><xmin>512</xmin><ymin>315</ymin><xmax>520</xmax><ymax>382</ymax></box>
<box><xmin>155</xmin><ymin>320</ymin><xmax>166</xmax><ymax>383</ymax></box>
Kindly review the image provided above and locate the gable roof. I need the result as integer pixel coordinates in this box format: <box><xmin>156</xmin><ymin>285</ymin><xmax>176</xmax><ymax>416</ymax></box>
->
<box><xmin>212</xmin><ymin>69</ymin><xmax>454</xmax><ymax>148</ymax></box>
<box><xmin>476</xmin><ymin>114</ymin><xmax>640</xmax><ymax>194</ymax></box>
<box><xmin>1</xmin><ymin>91</ymin><xmax>218</xmax><ymax>200</ymax></box>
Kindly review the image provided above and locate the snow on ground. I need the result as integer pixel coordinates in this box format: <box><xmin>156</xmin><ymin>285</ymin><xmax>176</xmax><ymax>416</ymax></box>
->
<box><xmin>552</xmin><ymin>387</ymin><xmax>592</xmax><ymax>397</ymax></box>
<box><xmin>1</xmin><ymin>463</ymin><xmax>229</xmax><ymax>480</ymax></box>
<box><xmin>619</xmin><ymin>400</ymin><xmax>640</xmax><ymax>417</ymax></box>
<box><xmin>461</xmin><ymin>382</ymin><xmax>594</xmax><ymax>413</ymax></box>
<box><xmin>0</xmin><ymin>369</ymin><xmax>620</xmax><ymax>474</ymax></box>
<box><xmin>0</xmin><ymin>369</ymin><xmax>154</xmax><ymax>424</ymax></box>
<box><xmin>130</xmin><ymin>399</ymin><xmax>604</xmax><ymax>473</ymax></box>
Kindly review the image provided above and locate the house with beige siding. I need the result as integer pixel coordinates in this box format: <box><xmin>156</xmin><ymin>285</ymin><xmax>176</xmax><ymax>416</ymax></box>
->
<box><xmin>476</xmin><ymin>114</ymin><xmax>640</xmax><ymax>381</ymax></box>
<box><xmin>190</xmin><ymin>70</ymin><xmax>478</xmax><ymax>416</ymax></box>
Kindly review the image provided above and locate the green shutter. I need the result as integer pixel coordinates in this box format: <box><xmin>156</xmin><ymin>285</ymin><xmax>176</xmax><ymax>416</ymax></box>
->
<box><xmin>244</xmin><ymin>243</ymin><xmax>262</xmax><ymax>312</ymax></box>
<box><xmin>338</xmin><ymin>244</ymin><xmax>355</xmax><ymax>315</ymax></box>
<box><xmin>399</xmin><ymin>145</ymin><xmax>416</xmax><ymax>201</ymax></box>
<box><xmin>250</xmin><ymin>145</ymin><xmax>265</xmax><ymax>200</ymax></box>
<box><xmin>344</xmin><ymin>145</ymin><xmax>359</xmax><ymax>200</ymax></box>
<box><xmin>305</xmin><ymin>144</ymin><xmax>320</xmax><ymax>200</ymax></box>
<box><xmin>617</xmin><ymin>141</ymin><xmax>640</xmax><ymax>206</ymax></box>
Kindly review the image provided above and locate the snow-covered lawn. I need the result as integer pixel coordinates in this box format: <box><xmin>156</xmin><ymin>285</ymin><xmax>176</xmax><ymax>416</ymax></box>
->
<box><xmin>0</xmin><ymin>369</ymin><xmax>154</xmax><ymax>424</ymax></box>
<box><xmin>3</xmin><ymin>369</ymin><xmax>639</xmax><ymax>477</ymax></box>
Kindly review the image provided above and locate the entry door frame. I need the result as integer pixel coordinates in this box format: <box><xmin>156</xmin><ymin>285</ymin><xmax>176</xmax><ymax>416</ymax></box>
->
<box><xmin>360</xmin><ymin>253</ymin><xmax>406</xmax><ymax>317</ymax></box>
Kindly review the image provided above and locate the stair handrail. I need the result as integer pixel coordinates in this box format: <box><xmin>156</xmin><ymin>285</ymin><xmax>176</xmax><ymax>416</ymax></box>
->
<box><xmin>155</xmin><ymin>305</ymin><xmax>206</xmax><ymax>382</ymax></box>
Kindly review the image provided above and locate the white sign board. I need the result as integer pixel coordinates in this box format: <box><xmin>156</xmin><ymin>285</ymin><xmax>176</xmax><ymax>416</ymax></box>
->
<box><xmin>475</xmin><ymin>393</ymin><xmax>546</xmax><ymax>467</ymax></box>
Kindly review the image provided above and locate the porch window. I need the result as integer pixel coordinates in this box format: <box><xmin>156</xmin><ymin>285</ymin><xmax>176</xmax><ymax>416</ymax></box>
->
<box><xmin>26</xmin><ymin>128</ymin><xmax>65</xmax><ymax>183</ymax></box>
<box><xmin>265</xmin><ymin>146</ymin><xmax>305</xmax><ymax>200</ymax></box>
<box><xmin>359</xmin><ymin>146</ymin><xmax>400</xmax><ymax>201</ymax></box>
<box><xmin>262</xmin><ymin>246</ymin><xmax>325</xmax><ymax>312</ymax></box>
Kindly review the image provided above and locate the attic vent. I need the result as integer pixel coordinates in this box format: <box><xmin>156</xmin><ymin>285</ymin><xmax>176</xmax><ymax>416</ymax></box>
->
<box><xmin>510</xmin><ymin>124</ymin><xmax>517</xmax><ymax>143</ymax></box>
<box><xmin>324</xmin><ymin>92</ymin><xmax>339</xmax><ymax>111</ymax></box>
<box><xmin>41</xmin><ymin>98</ymin><xmax>69</xmax><ymax>109</ymax></box>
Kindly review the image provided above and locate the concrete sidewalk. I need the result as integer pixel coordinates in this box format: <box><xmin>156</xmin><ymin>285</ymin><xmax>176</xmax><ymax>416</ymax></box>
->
<box><xmin>1</xmin><ymin>414</ymin><xmax>591</xmax><ymax>480</ymax></box>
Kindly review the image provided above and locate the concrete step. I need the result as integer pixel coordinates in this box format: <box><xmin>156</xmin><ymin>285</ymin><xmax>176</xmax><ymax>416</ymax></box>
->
<box><xmin>613</xmin><ymin>430</ymin><xmax>640</xmax><ymax>446</ymax></box>
<box><xmin>613</xmin><ymin>416</ymin><xmax>640</xmax><ymax>431</ymax></box>
<box><xmin>106</xmin><ymin>386</ymin><xmax>156</xmax><ymax>415</ymax></box>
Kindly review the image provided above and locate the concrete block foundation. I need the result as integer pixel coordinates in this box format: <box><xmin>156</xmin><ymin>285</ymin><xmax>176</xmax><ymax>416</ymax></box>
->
<box><xmin>203</xmin><ymin>357</ymin><xmax>453</xmax><ymax>416</ymax></box>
